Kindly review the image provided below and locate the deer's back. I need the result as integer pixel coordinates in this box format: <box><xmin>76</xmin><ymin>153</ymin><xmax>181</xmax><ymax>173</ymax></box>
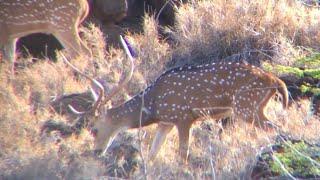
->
<box><xmin>147</xmin><ymin>61</ymin><xmax>278</xmax><ymax>123</ymax></box>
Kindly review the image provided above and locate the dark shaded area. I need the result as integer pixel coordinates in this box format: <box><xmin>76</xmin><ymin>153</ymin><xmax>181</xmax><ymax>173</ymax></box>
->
<box><xmin>280</xmin><ymin>75</ymin><xmax>320</xmax><ymax>117</ymax></box>
<box><xmin>102</xmin><ymin>142</ymin><xmax>140</xmax><ymax>178</ymax></box>
<box><xmin>144</xmin><ymin>0</ymin><xmax>187</xmax><ymax>27</ymax></box>
<box><xmin>50</xmin><ymin>91</ymin><xmax>94</xmax><ymax>118</ymax></box>
<box><xmin>41</xmin><ymin>91</ymin><xmax>95</xmax><ymax>137</ymax></box>
<box><xmin>41</xmin><ymin>118</ymin><xmax>86</xmax><ymax>137</ymax></box>
<box><xmin>91</xmin><ymin>0</ymin><xmax>128</xmax><ymax>23</ymax></box>
<box><xmin>17</xmin><ymin>33</ymin><xmax>63</xmax><ymax>61</ymax></box>
<box><xmin>42</xmin><ymin>91</ymin><xmax>95</xmax><ymax>137</ymax></box>
<box><xmin>280</xmin><ymin>75</ymin><xmax>319</xmax><ymax>100</ymax></box>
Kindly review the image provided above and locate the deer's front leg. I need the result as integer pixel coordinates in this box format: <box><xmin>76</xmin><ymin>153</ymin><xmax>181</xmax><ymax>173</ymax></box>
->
<box><xmin>149</xmin><ymin>122</ymin><xmax>174</xmax><ymax>161</ymax></box>
<box><xmin>177</xmin><ymin>121</ymin><xmax>192</xmax><ymax>163</ymax></box>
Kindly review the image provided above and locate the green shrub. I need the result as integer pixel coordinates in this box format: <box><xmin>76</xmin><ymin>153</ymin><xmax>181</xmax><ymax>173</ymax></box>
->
<box><xmin>268</xmin><ymin>141</ymin><xmax>320</xmax><ymax>177</ymax></box>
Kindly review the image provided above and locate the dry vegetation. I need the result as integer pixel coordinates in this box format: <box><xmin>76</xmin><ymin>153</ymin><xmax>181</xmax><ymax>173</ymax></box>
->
<box><xmin>0</xmin><ymin>0</ymin><xmax>320</xmax><ymax>179</ymax></box>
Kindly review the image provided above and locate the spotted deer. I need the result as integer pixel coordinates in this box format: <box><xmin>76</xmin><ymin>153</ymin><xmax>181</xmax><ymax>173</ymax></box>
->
<box><xmin>43</xmin><ymin>37</ymin><xmax>288</xmax><ymax>163</ymax></box>
<box><xmin>0</xmin><ymin>0</ymin><xmax>91</xmax><ymax>72</ymax></box>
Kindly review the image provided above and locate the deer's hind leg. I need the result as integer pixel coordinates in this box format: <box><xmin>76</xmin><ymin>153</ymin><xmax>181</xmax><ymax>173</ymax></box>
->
<box><xmin>235</xmin><ymin>89</ymin><xmax>273</xmax><ymax>128</ymax></box>
<box><xmin>255</xmin><ymin>89</ymin><xmax>277</xmax><ymax>129</ymax></box>
<box><xmin>235</xmin><ymin>88</ymin><xmax>276</xmax><ymax>129</ymax></box>
<box><xmin>234</xmin><ymin>90</ymin><xmax>256</xmax><ymax>123</ymax></box>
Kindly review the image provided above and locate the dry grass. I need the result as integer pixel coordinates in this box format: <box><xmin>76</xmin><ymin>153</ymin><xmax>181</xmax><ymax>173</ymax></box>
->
<box><xmin>0</xmin><ymin>0</ymin><xmax>320</xmax><ymax>179</ymax></box>
<box><xmin>171</xmin><ymin>0</ymin><xmax>320</xmax><ymax>66</ymax></box>
<box><xmin>142</xmin><ymin>99</ymin><xmax>320</xmax><ymax>179</ymax></box>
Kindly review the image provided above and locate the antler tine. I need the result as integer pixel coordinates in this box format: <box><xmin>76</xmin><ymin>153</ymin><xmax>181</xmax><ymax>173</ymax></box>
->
<box><xmin>102</xmin><ymin>35</ymin><xmax>135</xmax><ymax>103</ymax></box>
<box><xmin>59</xmin><ymin>52</ymin><xmax>105</xmax><ymax>114</ymax></box>
<box><xmin>58</xmin><ymin>35</ymin><xmax>134</xmax><ymax>113</ymax></box>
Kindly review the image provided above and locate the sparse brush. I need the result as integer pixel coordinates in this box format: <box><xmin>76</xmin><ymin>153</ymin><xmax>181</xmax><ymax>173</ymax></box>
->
<box><xmin>172</xmin><ymin>0</ymin><xmax>320</xmax><ymax>66</ymax></box>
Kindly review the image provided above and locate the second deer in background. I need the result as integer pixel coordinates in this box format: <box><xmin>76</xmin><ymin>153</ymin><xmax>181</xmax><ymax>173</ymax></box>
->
<box><xmin>0</xmin><ymin>0</ymin><xmax>91</xmax><ymax>73</ymax></box>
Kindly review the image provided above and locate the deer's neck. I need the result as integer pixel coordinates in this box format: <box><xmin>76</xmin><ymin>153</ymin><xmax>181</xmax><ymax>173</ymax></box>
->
<box><xmin>107</xmin><ymin>90</ymin><xmax>156</xmax><ymax>129</ymax></box>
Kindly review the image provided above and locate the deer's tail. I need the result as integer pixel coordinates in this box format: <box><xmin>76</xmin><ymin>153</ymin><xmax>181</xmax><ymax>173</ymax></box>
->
<box><xmin>275</xmin><ymin>77</ymin><xmax>289</xmax><ymax>109</ymax></box>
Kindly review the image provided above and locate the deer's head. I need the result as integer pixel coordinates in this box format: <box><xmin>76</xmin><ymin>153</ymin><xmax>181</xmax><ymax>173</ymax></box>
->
<box><xmin>63</xmin><ymin>35</ymin><xmax>135</xmax><ymax>155</ymax></box>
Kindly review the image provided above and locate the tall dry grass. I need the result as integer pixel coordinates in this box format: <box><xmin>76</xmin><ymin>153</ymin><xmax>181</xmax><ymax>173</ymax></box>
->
<box><xmin>0</xmin><ymin>0</ymin><xmax>319</xmax><ymax>179</ymax></box>
<box><xmin>171</xmin><ymin>0</ymin><xmax>320</xmax><ymax>66</ymax></box>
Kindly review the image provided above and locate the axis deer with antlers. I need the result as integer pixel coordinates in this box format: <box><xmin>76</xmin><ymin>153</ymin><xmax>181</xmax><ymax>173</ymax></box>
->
<box><xmin>0</xmin><ymin>0</ymin><xmax>91</xmax><ymax>73</ymax></box>
<box><xmin>43</xmin><ymin>36</ymin><xmax>288</xmax><ymax>162</ymax></box>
